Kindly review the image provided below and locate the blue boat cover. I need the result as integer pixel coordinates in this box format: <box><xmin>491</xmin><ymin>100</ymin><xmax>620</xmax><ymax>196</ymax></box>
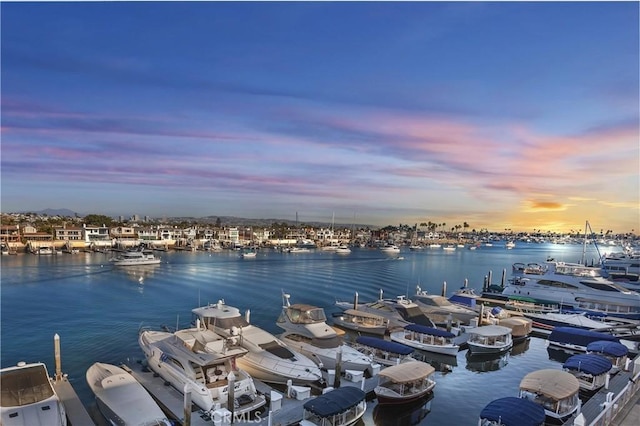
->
<box><xmin>405</xmin><ymin>323</ymin><xmax>456</xmax><ymax>338</ymax></box>
<box><xmin>587</xmin><ymin>340</ymin><xmax>628</xmax><ymax>357</ymax></box>
<box><xmin>448</xmin><ymin>293</ymin><xmax>477</xmax><ymax>309</ymax></box>
<box><xmin>549</xmin><ymin>327</ymin><xmax>619</xmax><ymax>347</ymax></box>
<box><xmin>480</xmin><ymin>397</ymin><xmax>545</xmax><ymax>426</ymax></box>
<box><xmin>564</xmin><ymin>354</ymin><xmax>612</xmax><ymax>375</ymax></box>
<box><xmin>303</xmin><ymin>386</ymin><xmax>365</xmax><ymax>417</ymax></box>
<box><xmin>356</xmin><ymin>336</ymin><xmax>414</xmax><ymax>355</ymax></box>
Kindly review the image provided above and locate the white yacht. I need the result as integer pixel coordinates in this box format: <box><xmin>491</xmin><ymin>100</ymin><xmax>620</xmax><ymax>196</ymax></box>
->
<box><xmin>379</xmin><ymin>244</ymin><xmax>400</xmax><ymax>254</ymax></box>
<box><xmin>1</xmin><ymin>361</ymin><xmax>67</xmax><ymax>426</ymax></box>
<box><xmin>192</xmin><ymin>301</ymin><xmax>322</xmax><ymax>385</ymax></box>
<box><xmin>110</xmin><ymin>248</ymin><xmax>161</xmax><ymax>266</ymax></box>
<box><xmin>505</xmin><ymin>261</ymin><xmax>640</xmax><ymax>320</ymax></box>
<box><xmin>277</xmin><ymin>293</ymin><xmax>378</xmax><ymax>375</ymax></box>
<box><xmin>413</xmin><ymin>286</ymin><xmax>478</xmax><ymax>325</ymax></box>
<box><xmin>334</xmin><ymin>245</ymin><xmax>352</xmax><ymax>254</ymax></box>
<box><xmin>138</xmin><ymin>327</ymin><xmax>266</xmax><ymax>416</ymax></box>
<box><xmin>86</xmin><ymin>362</ymin><xmax>172</xmax><ymax>426</ymax></box>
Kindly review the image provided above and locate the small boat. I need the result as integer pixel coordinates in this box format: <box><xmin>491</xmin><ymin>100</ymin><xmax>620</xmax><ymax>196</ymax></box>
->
<box><xmin>300</xmin><ymin>387</ymin><xmax>366</xmax><ymax>426</ymax></box>
<box><xmin>495</xmin><ymin>316</ymin><xmax>532</xmax><ymax>342</ymax></box>
<box><xmin>240</xmin><ymin>250</ymin><xmax>257</xmax><ymax>258</ymax></box>
<box><xmin>442</xmin><ymin>245</ymin><xmax>456</xmax><ymax>251</ymax></box>
<box><xmin>192</xmin><ymin>300</ymin><xmax>322</xmax><ymax>385</ymax></box>
<box><xmin>110</xmin><ymin>247</ymin><xmax>161</xmax><ymax>266</ymax></box>
<box><xmin>350</xmin><ymin>336</ymin><xmax>415</xmax><ymax>367</ymax></box>
<box><xmin>479</xmin><ymin>396</ymin><xmax>545</xmax><ymax>426</ymax></box>
<box><xmin>277</xmin><ymin>293</ymin><xmax>377</xmax><ymax>375</ymax></box>
<box><xmin>466</xmin><ymin>325</ymin><xmax>513</xmax><ymax>354</ymax></box>
<box><xmin>562</xmin><ymin>353</ymin><xmax>612</xmax><ymax>392</ymax></box>
<box><xmin>379</xmin><ymin>244</ymin><xmax>400</xmax><ymax>254</ymax></box>
<box><xmin>413</xmin><ymin>286</ymin><xmax>478</xmax><ymax>325</ymax></box>
<box><xmin>390</xmin><ymin>324</ymin><xmax>459</xmax><ymax>356</ymax></box>
<box><xmin>547</xmin><ymin>326</ymin><xmax>619</xmax><ymax>352</ymax></box>
<box><xmin>334</xmin><ymin>245</ymin><xmax>351</xmax><ymax>254</ymax></box>
<box><xmin>138</xmin><ymin>327</ymin><xmax>266</xmax><ymax>416</ymax></box>
<box><xmin>518</xmin><ymin>369</ymin><xmax>581</xmax><ymax>421</ymax></box>
<box><xmin>85</xmin><ymin>362</ymin><xmax>172</xmax><ymax>426</ymax></box>
<box><xmin>0</xmin><ymin>361</ymin><xmax>67</xmax><ymax>426</ymax></box>
<box><xmin>586</xmin><ymin>340</ymin><xmax>628</xmax><ymax>373</ymax></box>
<box><xmin>332</xmin><ymin>309</ymin><xmax>389</xmax><ymax>335</ymax></box>
<box><xmin>374</xmin><ymin>361</ymin><xmax>436</xmax><ymax>405</ymax></box>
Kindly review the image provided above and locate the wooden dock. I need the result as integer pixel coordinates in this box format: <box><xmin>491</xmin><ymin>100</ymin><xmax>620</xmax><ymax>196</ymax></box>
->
<box><xmin>52</xmin><ymin>376</ymin><xmax>95</xmax><ymax>426</ymax></box>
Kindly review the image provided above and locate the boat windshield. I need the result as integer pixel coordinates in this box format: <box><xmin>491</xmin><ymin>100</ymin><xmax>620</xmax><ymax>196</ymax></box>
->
<box><xmin>1</xmin><ymin>365</ymin><xmax>54</xmax><ymax>407</ymax></box>
<box><xmin>286</xmin><ymin>306</ymin><xmax>327</xmax><ymax>324</ymax></box>
<box><xmin>259</xmin><ymin>340</ymin><xmax>296</xmax><ymax>359</ymax></box>
<box><xmin>205</xmin><ymin>315</ymin><xmax>249</xmax><ymax>330</ymax></box>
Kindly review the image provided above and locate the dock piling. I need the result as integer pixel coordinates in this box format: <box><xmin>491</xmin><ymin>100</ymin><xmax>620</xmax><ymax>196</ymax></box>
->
<box><xmin>227</xmin><ymin>371</ymin><xmax>236</xmax><ymax>424</ymax></box>
<box><xmin>333</xmin><ymin>348</ymin><xmax>342</xmax><ymax>389</ymax></box>
<box><xmin>54</xmin><ymin>333</ymin><xmax>62</xmax><ymax>381</ymax></box>
<box><xmin>183</xmin><ymin>385</ymin><xmax>192</xmax><ymax>426</ymax></box>
<box><xmin>441</xmin><ymin>281</ymin><xmax>447</xmax><ymax>297</ymax></box>
<box><xmin>501</xmin><ymin>269</ymin><xmax>506</xmax><ymax>288</ymax></box>
<box><xmin>354</xmin><ymin>292</ymin><xmax>358</xmax><ymax>310</ymax></box>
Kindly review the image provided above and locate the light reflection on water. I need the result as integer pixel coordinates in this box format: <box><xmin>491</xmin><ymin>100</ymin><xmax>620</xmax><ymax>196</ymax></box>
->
<box><xmin>1</xmin><ymin>243</ymin><xmax>602</xmax><ymax>425</ymax></box>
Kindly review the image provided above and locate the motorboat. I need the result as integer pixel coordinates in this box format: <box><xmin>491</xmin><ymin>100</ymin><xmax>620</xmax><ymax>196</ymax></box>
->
<box><xmin>479</xmin><ymin>396</ymin><xmax>545</xmax><ymax>426</ymax></box>
<box><xmin>349</xmin><ymin>336</ymin><xmax>415</xmax><ymax>367</ymax></box>
<box><xmin>276</xmin><ymin>293</ymin><xmax>378</xmax><ymax>375</ymax></box>
<box><xmin>547</xmin><ymin>327</ymin><xmax>619</xmax><ymax>352</ymax></box>
<box><xmin>379</xmin><ymin>244</ymin><xmax>400</xmax><ymax>254</ymax></box>
<box><xmin>504</xmin><ymin>300</ymin><xmax>621</xmax><ymax>332</ymax></box>
<box><xmin>506</xmin><ymin>261</ymin><xmax>640</xmax><ymax>320</ymax></box>
<box><xmin>300</xmin><ymin>387</ymin><xmax>366</xmax><ymax>426</ymax></box>
<box><xmin>0</xmin><ymin>361</ymin><xmax>67</xmax><ymax>426</ymax></box>
<box><xmin>518</xmin><ymin>369</ymin><xmax>581</xmax><ymax>421</ymax></box>
<box><xmin>110</xmin><ymin>247</ymin><xmax>161</xmax><ymax>266</ymax></box>
<box><xmin>331</xmin><ymin>309</ymin><xmax>388</xmax><ymax>336</ymax></box>
<box><xmin>494</xmin><ymin>316</ymin><xmax>532</xmax><ymax>342</ymax></box>
<box><xmin>192</xmin><ymin>301</ymin><xmax>322</xmax><ymax>385</ymax></box>
<box><xmin>600</xmin><ymin>251</ymin><xmax>640</xmax><ymax>284</ymax></box>
<box><xmin>239</xmin><ymin>249</ymin><xmax>257</xmax><ymax>258</ymax></box>
<box><xmin>374</xmin><ymin>361</ymin><xmax>436</xmax><ymax>405</ymax></box>
<box><xmin>413</xmin><ymin>286</ymin><xmax>478</xmax><ymax>324</ymax></box>
<box><xmin>85</xmin><ymin>362</ymin><xmax>172</xmax><ymax>426</ymax></box>
<box><xmin>466</xmin><ymin>325</ymin><xmax>513</xmax><ymax>354</ymax></box>
<box><xmin>586</xmin><ymin>340</ymin><xmax>628</xmax><ymax>374</ymax></box>
<box><xmin>334</xmin><ymin>245</ymin><xmax>351</xmax><ymax>255</ymax></box>
<box><xmin>138</xmin><ymin>327</ymin><xmax>266</xmax><ymax>416</ymax></box>
<box><xmin>562</xmin><ymin>354</ymin><xmax>612</xmax><ymax>392</ymax></box>
<box><xmin>390</xmin><ymin>324</ymin><xmax>459</xmax><ymax>356</ymax></box>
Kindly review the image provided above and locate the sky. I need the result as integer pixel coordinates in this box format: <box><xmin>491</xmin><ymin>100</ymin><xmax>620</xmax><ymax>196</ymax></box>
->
<box><xmin>1</xmin><ymin>2</ymin><xmax>638</xmax><ymax>233</ymax></box>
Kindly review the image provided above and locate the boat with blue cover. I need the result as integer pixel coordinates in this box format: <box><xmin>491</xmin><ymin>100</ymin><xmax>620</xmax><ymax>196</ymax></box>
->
<box><xmin>350</xmin><ymin>336</ymin><xmax>415</xmax><ymax>366</ymax></box>
<box><xmin>300</xmin><ymin>386</ymin><xmax>366</xmax><ymax>426</ymax></box>
<box><xmin>586</xmin><ymin>340</ymin><xmax>629</xmax><ymax>373</ymax></box>
<box><xmin>562</xmin><ymin>353</ymin><xmax>612</xmax><ymax>391</ymax></box>
<box><xmin>548</xmin><ymin>326</ymin><xmax>619</xmax><ymax>352</ymax></box>
<box><xmin>390</xmin><ymin>324</ymin><xmax>459</xmax><ymax>356</ymax></box>
<box><xmin>479</xmin><ymin>396</ymin><xmax>545</xmax><ymax>426</ymax></box>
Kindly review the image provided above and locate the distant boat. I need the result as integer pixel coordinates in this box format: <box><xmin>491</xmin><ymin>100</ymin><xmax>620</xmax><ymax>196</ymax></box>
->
<box><xmin>110</xmin><ymin>247</ymin><xmax>161</xmax><ymax>266</ymax></box>
<box><xmin>85</xmin><ymin>362</ymin><xmax>172</xmax><ymax>426</ymax></box>
<box><xmin>334</xmin><ymin>245</ymin><xmax>352</xmax><ymax>255</ymax></box>
<box><xmin>380</xmin><ymin>244</ymin><xmax>400</xmax><ymax>254</ymax></box>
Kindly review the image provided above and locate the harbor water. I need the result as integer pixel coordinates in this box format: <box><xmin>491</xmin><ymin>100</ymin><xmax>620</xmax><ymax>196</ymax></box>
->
<box><xmin>0</xmin><ymin>242</ymin><xmax>615</xmax><ymax>425</ymax></box>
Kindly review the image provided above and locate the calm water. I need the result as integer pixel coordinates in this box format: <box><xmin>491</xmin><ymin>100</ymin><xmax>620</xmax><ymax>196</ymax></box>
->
<box><xmin>0</xmin><ymin>242</ymin><xmax>608</xmax><ymax>425</ymax></box>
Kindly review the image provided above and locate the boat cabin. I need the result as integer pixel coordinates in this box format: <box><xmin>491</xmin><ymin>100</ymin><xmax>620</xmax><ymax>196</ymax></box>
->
<box><xmin>519</xmin><ymin>369</ymin><xmax>580</xmax><ymax>421</ymax></box>
<box><xmin>586</xmin><ymin>340</ymin><xmax>628</xmax><ymax>373</ymax></box>
<box><xmin>563</xmin><ymin>354</ymin><xmax>612</xmax><ymax>392</ymax></box>
<box><xmin>300</xmin><ymin>387</ymin><xmax>366</xmax><ymax>426</ymax></box>
<box><xmin>479</xmin><ymin>396</ymin><xmax>545</xmax><ymax>426</ymax></box>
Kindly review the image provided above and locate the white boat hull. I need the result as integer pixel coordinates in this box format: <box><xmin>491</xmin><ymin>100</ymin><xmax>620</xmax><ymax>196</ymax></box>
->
<box><xmin>389</xmin><ymin>332</ymin><xmax>459</xmax><ymax>356</ymax></box>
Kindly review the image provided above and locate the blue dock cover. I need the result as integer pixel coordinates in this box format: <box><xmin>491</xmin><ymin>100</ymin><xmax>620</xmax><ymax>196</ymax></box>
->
<box><xmin>303</xmin><ymin>387</ymin><xmax>365</xmax><ymax>417</ymax></box>
<box><xmin>405</xmin><ymin>323</ymin><xmax>456</xmax><ymax>338</ymax></box>
<box><xmin>563</xmin><ymin>354</ymin><xmax>612</xmax><ymax>375</ymax></box>
<box><xmin>587</xmin><ymin>340</ymin><xmax>628</xmax><ymax>357</ymax></box>
<box><xmin>356</xmin><ymin>336</ymin><xmax>414</xmax><ymax>355</ymax></box>
<box><xmin>480</xmin><ymin>397</ymin><xmax>545</xmax><ymax>426</ymax></box>
<box><xmin>549</xmin><ymin>327</ymin><xmax>619</xmax><ymax>347</ymax></box>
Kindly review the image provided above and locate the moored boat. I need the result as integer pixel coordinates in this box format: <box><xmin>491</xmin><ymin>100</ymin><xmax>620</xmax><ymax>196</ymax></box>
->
<box><xmin>374</xmin><ymin>361</ymin><xmax>436</xmax><ymax>405</ymax></box>
<box><xmin>518</xmin><ymin>369</ymin><xmax>581</xmax><ymax>421</ymax></box>
<box><xmin>479</xmin><ymin>396</ymin><xmax>545</xmax><ymax>426</ymax></box>
<box><xmin>562</xmin><ymin>353</ymin><xmax>612</xmax><ymax>392</ymax></box>
<box><xmin>332</xmin><ymin>309</ymin><xmax>388</xmax><ymax>335</ymax></box>
<box><xmin>300</xmin><ymin>386</ymin><xmax>366</xmax><ymax>426</ymax></box>
<box><xmin>390</xmin><ymin>324</ymin><xmax>459</xmax><ymax>356</ymax></box>
<box><xmin>85</xmin><ymin>362</ymin><xmax>171</xmax><ymax>426</ymax></box>
<box><xmin>413</xmin><ymin>286</ymin><xmax>478</xmax><ymax>325</ymax></box>
<box><xmin>466</xmin><ymin>325</ymin><xmax>513</xmax><ymax>354</ymax></box>
<box><xmin>1</xmin><ymin>361</ymin><xmax>67</xmax><ymax>426</ymax></box>
<box><xmin>586</xmin><ymin>340</ymin><xmax>629</xmax><ymax>373</ymax></box>
<box><xmin>350</xmin><ymin>336</ymin><xmax>415</xmax><ymax>367</ymax></box>
<box><xmin>110</xmin><ymin>247</ymin><xmax>161</xmax><ymax>266</ymax></box>
<box><xmin>547</xmin><ymin>326</ymin><xmax>619</xmax><ymax>353</ymax></box>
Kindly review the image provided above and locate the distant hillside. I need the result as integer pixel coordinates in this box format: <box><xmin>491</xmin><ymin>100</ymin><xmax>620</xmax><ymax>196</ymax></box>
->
<box><xmin>31</xmin><ymin>208</ymin><xmax>79</xmax><ymax>217</ymax></box>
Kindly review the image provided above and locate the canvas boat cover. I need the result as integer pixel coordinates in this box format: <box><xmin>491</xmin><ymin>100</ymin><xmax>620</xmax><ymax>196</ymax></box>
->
<box><xmin>563</xmin><ymin>354</ymin><xmax>612</xmax><ymax>375</ymax></box>
<box><xmin>303</xmin><ymin>386</ymin><xmax>365</xmax><ymax>417</ymax></box>
<box><xmin>343</xmin><ymin>309</ymin><xmax>384</xmax><ymax>319</ymax></box>
<box><xmin>469</xmin><ymin>325</ymin><xmax>512</xmax><ymax>337</ymax></box>
<box><xmin>520</xmin><ymin>369</ymin><xmax>579</xmax><ymax>400</ymax></box>
<box><xmin>480</xmin><ymin>397</ymin><xmax>545</xmax><ymax>426</ymax></box>
<box><xmin>404</xmin><ymin>324</ymin><xmax>456</xmax><ymax>338</ymax></box>
<box><xmin>378</xmin><ymin>361</ymin><xmax>435</xmax><ymax>383</ymax></box>
<box><xmin>587</xmin><ymin>340</ymin><xmax>628</xmax><ymax>357</ymax></box>
<box><xmin>356</xmin><ymin>336</ymin><xmax>413</xmax><ymax>355</ymax></box>
<box><xmin>548</xmin><ymin>327</ymin><xmax>619</xmax><ymax>347</ymax></box>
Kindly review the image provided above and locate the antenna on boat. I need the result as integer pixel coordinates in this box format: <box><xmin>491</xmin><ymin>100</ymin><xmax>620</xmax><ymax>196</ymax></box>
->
<box><xmin>282</xmin><ymin>290</ymin><xmax>291</xmax><ymax>307</ymax></box>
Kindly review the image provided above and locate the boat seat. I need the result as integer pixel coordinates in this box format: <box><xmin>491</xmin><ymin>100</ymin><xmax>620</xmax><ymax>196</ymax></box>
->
<box><xmin>207</xmin><ymin>379</ymin><xmax>228</xmax><ymax>389</ymax></box>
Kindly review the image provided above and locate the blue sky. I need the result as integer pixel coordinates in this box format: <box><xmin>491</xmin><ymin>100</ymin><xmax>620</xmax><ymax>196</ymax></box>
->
<box><xmin>1</xmin><ymin>2</ymin><xmax>638</xmax><ymax>232</ymax></box>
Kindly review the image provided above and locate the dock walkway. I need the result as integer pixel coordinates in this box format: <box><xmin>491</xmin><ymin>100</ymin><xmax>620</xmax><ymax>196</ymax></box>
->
<box><xmin>52</xmin><ymin>376</ymin><xmax>95</xmax><ymax>426</ymax></box>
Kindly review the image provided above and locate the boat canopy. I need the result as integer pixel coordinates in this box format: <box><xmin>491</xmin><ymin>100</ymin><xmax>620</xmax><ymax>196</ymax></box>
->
<box><xmin>549</xmin><ymin>327</ymin><xmax>619</xmax><ymax>346</ymax></box>
<box><xmin>519</xmin><ymin>370</ymin><xmax>580</xmax><ymax>399</ymax></box>
<box><xmin>587</xmin><ymin>340</ymin><xmax>628</xmax><ymax>357</ymax></box>
<box><xmin>378</xmin><ymin>361</ymin><xmax>435</xmax><ymax>383</ymax></box>
<box><xmin>303</xmin><ymin>386</ymin><xmax>365</xmax><ymax>417</ymax></box>
<box><xmin>469</xmin><ymin>325</ymin><xmax>511</xmax><ymax>337</ymax></box>
<box><xmin>356</xmin><ymin>336</ymin><xmax>413</xmax><ymax>355</ymax></box>
<box><xmin>404</xmin><ymin>324</ymin><xmax>456</xmax><ymax>338</ymax></box>
<box><xmin>480</xmin><ymin>397</ymin><xmax>545</xmax><ymax>426</ymax></box>
<box><xmin>343</xmin><ymin>309</ymin><xmax>384</xmax><ymax>319</ymax></box>
<box><xmin>563</xmin><ymin>354</ymin><xmax>612</xmax><ymax>375</ymax></box>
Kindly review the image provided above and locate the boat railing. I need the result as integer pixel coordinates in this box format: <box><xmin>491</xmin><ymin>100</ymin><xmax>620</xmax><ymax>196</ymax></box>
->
<box><xmin>585</xmin><ymin>368</ymin><xmax>640</xmax><ymax>426</ymax></box>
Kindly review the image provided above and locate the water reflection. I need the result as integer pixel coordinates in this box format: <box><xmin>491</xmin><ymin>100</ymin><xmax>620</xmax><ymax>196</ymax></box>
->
<box><xmin>373</xmin><ymin>393</ymin><xmax>433</xmax><ymax>425</ymax></box>
<box><xmin>411</xmin><ymin>349</ymin><xmax>457</xmax><ymax>373</ymax></box>
<box><xmin>465</xmin><ymin>351</ymin><xmax>509</xmax><ymax>372</ymax></box>
<box><xmin>510</xmin><ymin>337</ymin><xmax>531</xmax><ymax>356</ymax></box>
<box><xmin>114</xmin><ymin>264</ymin><xmax>160</xmax><ymax>284</ymax></box>
<box><xmin>547</xmin><ymin>346</ymin><xmax>575</xmax><ymax>364</ymax></box>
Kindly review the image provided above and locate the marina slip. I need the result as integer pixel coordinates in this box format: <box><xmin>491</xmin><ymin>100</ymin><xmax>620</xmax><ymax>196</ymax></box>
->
<box><xmin>2</xmin><ymin>242</ymin><xmax>640</xmax><ymax>425</ymax></box>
